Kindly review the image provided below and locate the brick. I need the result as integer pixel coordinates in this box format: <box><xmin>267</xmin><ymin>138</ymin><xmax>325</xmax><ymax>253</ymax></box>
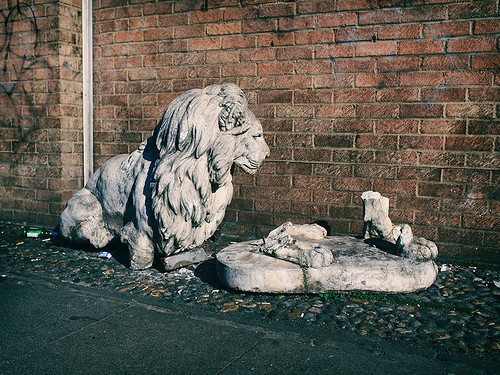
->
<box><xmin>275</xmin><ymin>188</ymin><xmax>312</xmax><ymax>202</ymax></box>
<box><xmin>442</xmin><ymin>168</ymin><xmax>490</xmax><ymax>184</ymax></box>
<box><xmin>257</xmin><ymin>90</ymin><xmax>292</xmax><ymax>104</ymax></box>
<box><xmin>468</xmin><ymin>120</ymin><xmax>500</xmax><ymax>135</ymax></box>
<box><xmin>276</xmin><ymin>133</ymin><xmax>313</xmax><ymax>148</ymax></box>
<box><xmin>466</xmin><ymin>184</ymin><xmax>499</xmax><ymax>200</ymax></box>
<box><xmin>400</xmin><ymin>104</ymin><xmax>443</xmax><ymax>118</ymax></box>
<box><xmin>420</xmin><ymin>88</ymin><xmax>466</xmax><ymax>103</ymax></box>
<box><xmin>315</xmin><ymin>104</ymin><xmax>355</xmax><ymax>118</ymax></box>
<box><xmin>222</xmin><ymin>35</ymin><xmax>256</xmax><ymax>49</ymax></box>
<box><xmin>396</xmin><ymin>196</ymin><xmax>439</xmax><ymax>212</ymax></box>
<box><xmin>419</xmin><ymin>182</ymin><xmax>463</xmax><ymax>198</ymax></box>
<box><xmin>469</xmin><ymin>88</ymin><xmax>500</xmax><ymax>102</ymax></box>
<box><xmin>398</xmin><ymin>166</ymin><xmax>441</xmax><ymax>181</ymax></box>
<box><xmin>337</xmin><ymin>0</ymin><xmax>377</xmax><ymax>11</ymax></box>
<box><xmin>240</xmin><ymin>49</ymin><xmax>275</xmax><ymax>62</ymax></box>
<box><xmin>277</xmin><ymin>46</ymin><xmax>313</xmax><ymax>61</ymax></box>
<box><xmin>448</xmin><ymin>1</ymin><xmax>497</xmax><ymax>20</ymax></box>
<box><xmin>357</xmin><ymin>104</ymin><xmax>398</xmax><ymax>118</ymax></box>
<box><xmin>276</xmin><ymin>105</ymin><xmax>315</xmax><ymax>118</ymax></box>
<box><xmin>257</xmin><ymin>32</ymin><xmax>294</xmax><ymax>47</ymax></box>
<box><xmin>359</xmin><ymin>9</ymin><xmax>400</xmax><ymax>25</ymax></box>
<box><xmin>376</xmin><ymin>88</ymin><xmax>419</xmax><ymax>102</ymax></box>
<box><xmin>278</xmin><ymin>16</ymin><xmax>315</xmax><ymax>31</ymax></box>
<box><xmin>317</xmin><ymin>12</ymin><xmax>357</xmax><ymax>28</ymax></box>
<box><xmin>295</xmin><ymin>30</ymin><xmax>333</xmax><ymax>45</ymax></box>
<box><xmin>291</xmin><ymin>201</ymin><xmax>328</xmax><ymax>216</ymax></box>
<box><xmin>294</xmin><ymin>119</ymin><xmax>331</xmax><ymax>132</ymax></box>
<box><xmin>275</xmin><ymin>162</ymin><xmax>312</xmax><ymax>175</ymax></box>
<box><xmin>400</xmin><ymin>136</ymin><xmax>443</xmax><ymax>150</ymax></box>
<box><xmin>334</xmin><ymin>89</ymin><xmax>375</xmax><ymax>103</ymax></box>
<box><xmin>423</xmin><ymin>21</ymin><xmax>470</xmax><ymax>38</ymax></box>
<box><xmin>355</xmin><ymin>73</ymin><xmax>397</xmax><ymax>88</ymax></box>
<box><xmin>332</xmin><ymin>177</ymin><xmax>371</xmax><ymax>192</ymax></box>
<box><xmin>295</xmin><ymin>90</ymin><xmax>332</xmax><ymax>104</ymax></box>
<box><xmin>114</xmin><ymin>30</ymin><xmax>142</xmax><ymax>43</ymax></box>
<box><xmin>355</xmin><ymin>41</ymin><xmax>397</xmax><ymax>57</ymax></box>
<box><xmin>276</xmin><ymin>76</ymin><xmax>312</xmax><ymax>89</ymax></box>
<box><xmin>400</xmin><ymin>72</ymin><xmax>444</xmax><ymax>87</ymax></box>
<box><xmin>259</xmin><ymin>2</ymin><xmax>296</xmax><ymax>18</ymax></box>
<box><xmin>293</xmin><ymin>175</ymin><xmax>331</xmax><ymax>190</ymax></box>
<box><xmin>333</xmin><ymin>150</ymin><xmax>374</xmax><ymax>164</ymax></box>
<box><xmin>374</xmin><ymin>180</ymin><xmax>416</xmax><ymax>195</ymax></box>
<box><xmin>377</xmin><ymin>24</ymin><xmax>421</xmax><ymax>40</ymax></box>
<box><xmin>399</xmin><ymin>40</ymin><xmax>445</xmax><ymax>55</ymax></box>
<box><xmin>314</xmin><ymin>134</ymin><xmax>354</xmax><ymax>148</ymax></box>
<box><xmin>188</xmin><ymin>37</ymin><xmax>221</xmax><ymax>51</ymax></box>
<box><xmin>174</xmin><ymin>25</ymin><xmax>205</xmax><ymax>39</ymax></box>
<box><xmin>422</xmin><ymin>55</ymin><xmax>469</xmax><ymax>70</ymax></box>
<box><xmin>377</xmin><ymin>56</ymin><xmax>419</xmax><ymax>72</ymax></box>
<box><xmin>257</xmin><ymin>62</ymin><xmax>293</xmax><ymax>76</ymax></box>
<box><xmin>463</xmin><ymin>216</ymin><xmax>500</xmax><ymax>231</ymax></box>
<box><xmin>224</xmin><ymin>6</ymin><xmax>257</xmax><ymax>21</ymax></box>
<box><xmin>334</xmin><ymin>58</ymin><xmax>375</xmax><ymax>73</ymax></box>
<box><xmin>448</xmin><ymin>37</ymin><xmax>495</xmax><ymax>53</ymax></box>
<box><xmin>315</xmin><ymin>44</ymin><xmax>354</xmax><ymax>59</ymax></box>
<box><xmin>294</xmin><ymin>148</ymin><xmax>332</xmax><ymax>162</ymax></box>
<box><xmin>313</xmin><ymin>190</ymin><xmax>352</xmax><ymax>205</ymax></box>
<box><xmin>446</xmin><ymin>71</ymin><xmax>493</xmax><ymax>86</ymax></box>
<box><xmin>158</xmin><ymin>13</ymin><xmax>189</xmax><ymax>27</ymax></box>
<box><xmin>207</xmin><ymin>22</ymin><xmax>240</xmax><ymax>35</ymax></box>
<box><xmin>421</xmin><ymin>120</ymin><xmax>466</xmax><ymax>135</ymax></box>
<box><xmin>242</xmin><ymin>19</ymin><xmax>276</xmax><ymax>34</ymax></box>
<box><xmin>438</xmin><ymin>228</ymin><xmax>483</xmax><ymax>246</ymax></box>
<box><xmin>376</xmin><ymin>120</ymin><xmax>418</xmax><ymax>134</ymax></box>
<box><xmin>313</xmin><ymin>164</ymin><xmax>352</xmax><ymax>177</ymax></box>
<box><xmin>415</xmin><ymin>212</ymin><xmax>461</xmax><ymax>228</ymax></box>
<box><xmin>474</xmin><ymin>19</ymin><xmax>500</xmax><ymax>34</ymax></box>
<box><xmin>297</xmin><ymin>0</ymin><xmax>335</xmax><ymax>14</ymax></box>
<box><xmin>446</xmin><ymin>104</ymin><xmax>494</xmax><ymax>119</ymax></box>
<box><xmin>401</xmin><ymin>6</ymin><xmax>447</xmax><ymax>22</ymax></box>
<box><xmin>354</xmin><ymin>165</ymin><xmax>395</xmax><ymax>179</ymax></box>
<box><xmin>445</xmin><ymin>136</ymin><xmax>494</xmax><ymax>151</ymax></box>
<box><xmin>336</xmin><ymin>27</ymin><xmax>376</xmax><ymax>43</ymax></box>
<box><xmin>356</xmin><ymin>134</ymin><xmax>397</xmax><ymax>149</ymax></box>
<box><xmin>471</xmin><ymin>55</ymin><xmax>500</xmax><ymax>70</ymax></box>
<box><xmin>419</xmin><ymin>152</ymin><xmax>466</xmax><ymax>167</ymax></box>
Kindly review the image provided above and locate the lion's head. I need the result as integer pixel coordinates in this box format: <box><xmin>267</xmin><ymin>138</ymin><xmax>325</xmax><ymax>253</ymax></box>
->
<box><xmin>150</xmin><ymin>83</ymin><xmax>269</xmax><ymax>256</ymax></box>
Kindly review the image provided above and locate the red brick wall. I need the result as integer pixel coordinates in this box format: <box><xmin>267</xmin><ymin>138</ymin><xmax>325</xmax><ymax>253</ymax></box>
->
<box><xmin>92</xmin><ymin>0</ymin><xmax>499</xmax><ymax>262</ymax></box>
<box><xmin>0</xmin><ymin>0</ymin><xmax>83</xmax><ymax>225</ymax></box>
<box><xmin>2</xmin><ymin>0</ymin><xmax>498</xmax><ymax>263</ymax></box>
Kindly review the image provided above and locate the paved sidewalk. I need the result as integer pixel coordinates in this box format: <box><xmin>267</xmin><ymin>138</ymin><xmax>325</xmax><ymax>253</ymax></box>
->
<box><xmin>1</xmin><ymin>272</ymin><xmax>497</xmax><ymax>375</ymax></box>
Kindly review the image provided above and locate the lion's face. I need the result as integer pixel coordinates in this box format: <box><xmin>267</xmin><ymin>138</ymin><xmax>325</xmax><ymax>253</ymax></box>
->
<box><xmin>232</xmin><ymin>110</ymin><xmax>270</xmax><ymax>174</ymax></box>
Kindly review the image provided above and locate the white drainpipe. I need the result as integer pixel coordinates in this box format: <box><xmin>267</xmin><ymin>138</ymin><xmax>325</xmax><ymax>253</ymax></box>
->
<box><xmin>82</xmin><ymin>0</ymin><xmax>93</xmax><ymax>185</ymax></box>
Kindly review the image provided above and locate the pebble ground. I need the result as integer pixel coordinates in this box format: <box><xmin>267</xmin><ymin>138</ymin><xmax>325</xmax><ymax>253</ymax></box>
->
<box><xmin>1</xmin><ymin>223</ymin><xmax>498</xmax><ymax>363</ymax></box>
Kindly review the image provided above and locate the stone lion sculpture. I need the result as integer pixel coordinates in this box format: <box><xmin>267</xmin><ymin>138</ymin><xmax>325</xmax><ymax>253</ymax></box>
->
<box><xmin>59</xmin><ymin>83</ymin><xmax>269</xmax><ymax>270</ymax></box>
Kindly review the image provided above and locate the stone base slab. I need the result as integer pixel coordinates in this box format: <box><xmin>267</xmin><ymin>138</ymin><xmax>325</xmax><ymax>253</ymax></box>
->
<box><xmin>216</xmin><ymin>236</ymin><xmax>438</xmax><ymax>294</ymax></box>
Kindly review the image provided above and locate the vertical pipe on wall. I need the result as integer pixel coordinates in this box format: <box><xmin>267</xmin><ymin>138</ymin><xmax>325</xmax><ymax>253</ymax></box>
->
<box><xmin>82</xmin><ymin>0</ymin><xmax>93</xmax><ymax>185</ymax></box>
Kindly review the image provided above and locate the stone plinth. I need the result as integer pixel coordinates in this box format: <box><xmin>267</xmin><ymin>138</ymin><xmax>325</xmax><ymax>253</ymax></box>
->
<box><xmin>216</xmin><ymin>236</ymin><xmax>438</xmax><ymax>294</ymax></box>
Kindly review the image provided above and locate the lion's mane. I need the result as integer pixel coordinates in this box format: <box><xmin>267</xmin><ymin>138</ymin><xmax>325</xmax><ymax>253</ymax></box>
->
<box><xmin>150</xmin><ymin>83</ymin><xmax>250</xmax><ymax>256</ymax></box>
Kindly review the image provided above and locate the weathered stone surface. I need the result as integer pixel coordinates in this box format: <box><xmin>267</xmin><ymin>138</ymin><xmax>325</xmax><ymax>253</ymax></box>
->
<box><xmin>162</xmin><ymin>248</ymin><xmax>209</xmax><ymax>271</ymax></box>
<box><xmin>59</xmin><ymin>84</ymin><xmax>269</xmax><ymax>270</ymax></box>
<box><xmin>216</xmin><ymin>236</ymin><xmax>438</xmax><ymax>294</ymax></box>
<box><xmin>361</xmin><ymin>191</ymin><xmax>438</xmax><ymax>261</ymax></box>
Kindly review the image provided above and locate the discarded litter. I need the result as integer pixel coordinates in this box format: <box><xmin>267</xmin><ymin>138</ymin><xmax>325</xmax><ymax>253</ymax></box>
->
<box><xmin>24</xmin><ymin>228</ymin><xmax>58</xmax><ymax>239</ymax></box>
<box><xmin>440</xmin><ymin>264</ymin><xmax>450</xmax><ymax>272</ymax></box>
<box><xmin>97</xmin><ymin>252</ymin><xmax>112</xmax><ymax>259</ymax></box>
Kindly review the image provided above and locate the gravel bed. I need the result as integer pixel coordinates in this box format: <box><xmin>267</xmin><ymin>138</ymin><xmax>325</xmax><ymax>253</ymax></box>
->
<box><xmin>1</xmin><ymin>223</ymin><xmax>498</xmax><ymax>361</ymax></box>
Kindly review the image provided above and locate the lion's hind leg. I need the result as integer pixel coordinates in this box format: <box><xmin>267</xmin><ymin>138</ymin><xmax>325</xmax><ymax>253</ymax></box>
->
<box><xmin>59</xmin><ymin>188</ymin><xmax>115</xmax><ymax>248</ymax></box>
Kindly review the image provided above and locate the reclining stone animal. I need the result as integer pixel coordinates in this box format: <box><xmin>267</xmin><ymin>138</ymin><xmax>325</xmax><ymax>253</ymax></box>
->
<box><xmin>59</xmin><ymin>83</ymin><xmax>269</xmax><ymax>270</ymax></box>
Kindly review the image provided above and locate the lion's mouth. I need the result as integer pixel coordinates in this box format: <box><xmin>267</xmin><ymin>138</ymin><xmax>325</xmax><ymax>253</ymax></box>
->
<box><xmin>234</xmin><ymin>158</ymin><xmax>262</xmax><ymax>174</ymax></box>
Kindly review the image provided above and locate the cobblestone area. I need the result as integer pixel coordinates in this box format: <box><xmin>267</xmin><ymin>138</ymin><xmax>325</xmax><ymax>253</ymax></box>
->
<box><xmin>1</xmin><ymin>223</ymin><xmax>498</xmax><ymax>362</ymax></box>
